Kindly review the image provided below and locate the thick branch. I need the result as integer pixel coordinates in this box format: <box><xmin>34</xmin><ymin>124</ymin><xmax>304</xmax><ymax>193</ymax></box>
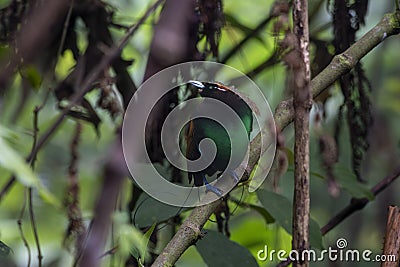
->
<box><xmin>152</xmin><ymin>10</ymin><xmax>400</xmax><ymax>267</ymax></box>
<box><xmin>152</xmin><ymin>201</ymin><xmax>222</xmax><ymax>267</ymax></box>
<box><xmin>381</xmin><ymin>206</ymin><xmax>400</xmax><ymax>267</ymax></box>
<box><xmin>291</xmin><ymin>0</ymin><xmax>311</xmax><ymax>266</ymax></box>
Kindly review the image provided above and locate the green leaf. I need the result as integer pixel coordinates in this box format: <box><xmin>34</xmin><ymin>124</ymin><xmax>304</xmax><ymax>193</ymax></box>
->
<box><xmin>257</xmin><ymin>190</ymin><xmax>292</xmax><ymax>233</ymax></box>
<box><xmin>0</xmin><ymin>138</ymin><xmax>38</xmax><ymax>187</ymax></box>
<box><xmin>0</xmin><ymin>125</ymin><xmax>19</xmax><ymax>140</ymax></box>
<box><xmin>334</xmin><ymin>165</ymin><xmax>374</xmax><ymax>200</ymax></box>
<box><xmin>196</xmin><ymin>230</ymin><xmax>259</xmax><ymax>267</ymax></box>
<box><xmin>246</xmin><ymin>203</ymin><xmax>275</xmax><ymax>224</ymax></box>
<box><xmin>257</xmin><ymin>190</ymin><xmax>323</xmax><ymax>250</ymax></box>
<box><xmin>132</xmin><ymin>193</ymin><xmax>186</xmax><ymax>228</ymax></box>
<box><xmin>0</xmin><ymin>241</ymin><xmax>11</xmax><ymax>258</ymax></box>
<box><xmin>0</xmin><ymin>137</ymin><xmax>61</xmax><ymax>208</ymax></box>
<box><xmin>22</xmin><ymin>65</ymin><xmax>42</xmax><ymax>89</ymax></box>
<box><xmin>55</xmin><ymin>49</ymin><xmax>76</xmax><ymax>80</ymax></box>
<box><xmin>140</xmin><ymin>223</ymin><xmax>156</xmax><ymax>262</ymax></box>
<box><xmin>309</xmin><ymin>218</ymin><xmax>323</xmax><ymax>250</ymax></box>
<box><xmin>114</xmin><ymin>212</ymin><xmax>149</xmax><ymax>262</ymax></box>
<box><xmin>37</xmin><ymin>185</ymin><xmax>62</xmax><ymax>208</ymax></box>
<box><xmin>310</xmin><ymin>171</ymin><xmax>325</xmax><ymax>180</ymax></box>
<box><xmin>283</xmin><ymin>147</ymin><xmax>294</xmax><ymax>166</ymax></box>
<box><xmin>0</xmin><ymin>0</ymin><xmax>11</xmax><ymax>9</ymax></box>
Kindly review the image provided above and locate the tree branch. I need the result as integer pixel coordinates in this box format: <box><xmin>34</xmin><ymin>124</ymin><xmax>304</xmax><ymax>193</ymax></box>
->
<box><xmin>321</xmin><ymin>165</ymin><xmax>400</xmax><ymax>235</ymax></box>
<box><xmin>220</xmin><ymin>13</ymin><xmax>276</xmax><ymax>64</ymax></box>
<box><xmin>381</xmin><ymin>206</ymin><xmax>400</xmax><ymax>267</ymax></box>
<box><xmin>152</xmin><ymin>10</ymin><xmax>400</xmax><ymax>267</ymax></box>
<box><xmin>291</xmin><ymin>0</ymin><xmax>311</xmax><ymax>266</ymax></box>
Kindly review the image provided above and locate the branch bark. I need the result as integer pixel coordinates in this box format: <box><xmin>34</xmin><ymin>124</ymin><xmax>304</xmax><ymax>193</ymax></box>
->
<box><xmin>381</xmin><ymin>206</ymin><xmax>400</xmax><ymax>267</ymax></box>
<box><xmin>152</xmin><ymin>10</ymin><xmax>400</xmax><ymax>267</ymax></box>
<box><xmin>291</xmin><ymin>0</ymin><xmax>311</xmax><ymax>266</ymax></box>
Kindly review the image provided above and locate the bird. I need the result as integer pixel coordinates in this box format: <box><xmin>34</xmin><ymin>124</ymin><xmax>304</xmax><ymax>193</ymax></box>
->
<box><xmin>185</xmin><ymin>81</ymin><xmax>253</xmax><ymax>196</ymax></box>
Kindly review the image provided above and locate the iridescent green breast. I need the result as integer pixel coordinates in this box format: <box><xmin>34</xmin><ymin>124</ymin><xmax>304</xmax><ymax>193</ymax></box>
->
<box><xmin>186</xmin><ymin>81</ymin><xmax>253</xmax><ymax>181</ymax></box>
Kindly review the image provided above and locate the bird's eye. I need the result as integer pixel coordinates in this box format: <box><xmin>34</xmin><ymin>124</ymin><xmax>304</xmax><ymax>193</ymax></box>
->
<box><xmin>188</xmin><ymin>80</ymin><xmax>205</xmax><ymax>88</ymax></box>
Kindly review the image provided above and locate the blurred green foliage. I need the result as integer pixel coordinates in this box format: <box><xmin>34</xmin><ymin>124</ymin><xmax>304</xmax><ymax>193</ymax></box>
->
<box><xmin>0</xmin><ymin>1</ymin><xmax>399</xmax><ymax>267</ymax></box>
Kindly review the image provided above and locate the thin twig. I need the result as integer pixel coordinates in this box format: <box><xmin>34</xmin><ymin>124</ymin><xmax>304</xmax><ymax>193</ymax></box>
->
<box><xmin>321</xmin><ymin>165</ymin><xmax>400</xmax><ymax>235</ymax></box>
<box><xmin>99</xmin><ymin>246</ymin><xmax>119</xmax><ymax>259</ymax></box>
<box><xmin>0</xmin><ymin>178</ymin><xmax>17</xmax><ymax>202</ymax></box>
<box><xmin>17</xmin><ymin>189</ymin><xmax>31</xmax><ymax>267</ymax></box>
<box><xmin>229</xmin><ymin>51</ymin><xmax>279</xmax><ymax>86</ymax></box>
<box><xmin>0</xmin><ymin>88</ymin><xmax>52</xmax><ymax>203</ymax></box>
<box><xmin>28</xmin><ymin>187</ymin><xmax>42</xmax><ymax>267</ymax></box>
<box><xmin>57</xmin><ymin>0</ymin><xmax>74</xmax><ymax>62</ymax></box>
<box><xmin>221</xmin><ymin>14</ymin><xmax>276</xmax><ymax>64</ymax></box>
<box><xmin>27</xmin><ymin>101</ymin><xmax>46</xmax><ymax>267</ymax></box>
